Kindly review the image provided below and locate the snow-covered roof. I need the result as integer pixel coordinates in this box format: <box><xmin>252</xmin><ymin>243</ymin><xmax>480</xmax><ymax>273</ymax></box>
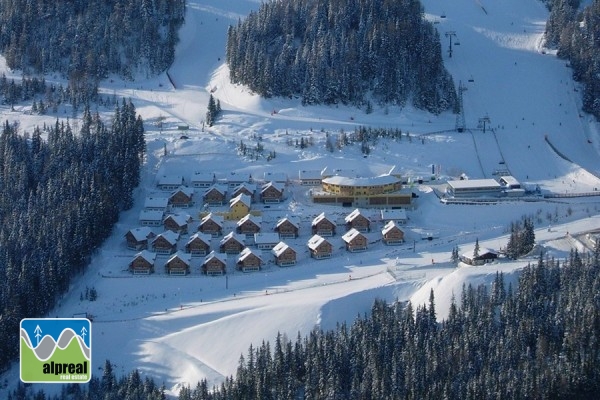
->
<box><xmin>447</xmin><ymin>179</ymin><xmax>501</xmax><ymax>190</ymax></box>
<box><xmin>230</xmin><ymin>193</ymin><xmax>252</xmax><ymax>208</ymax></box>
<box><xmin>237</xmin><ymin>213</ymin><xmax>261</xmax><ymax>227</ymax></box>
<box><xmin>276</xmin><ymin>216</ymin><xmax>300</xmax><ymax>228</ymax></box>
<box><xmin>187</xmin><ymin>232</ymin><xmax>212</xmax><ymax>245</ymax></box>
<box><xmin>227</xmin><ymin>171</ymin><xmax>252</xmax><ymax>183</ymax></box>
<box><xmin>461</xmin><ymin>247</ymin><xmax>498</xmax><ymax>259</ymax></box>
<box><xmin>157</xmin><ymin>175</ymin><xmax>184</xmax><ymax>186</ymax></box>
<box><xmin>232</xmin><ymin>183</ymin><xmax>256</xmax><ymax>193</ymax></box>
<box><xmin>204</xmin><ymin>184</ymin><xmax>228</xmax><ymax>195</ymax></box>
<box><xmin>261</xmin><ymin>181</ymin><xmax>284</xmax><ymax>193</ymax></box>
<box><xmin>253</xmin><ymin>232</ymin><xmax>280</xmax><ymax>244</ymax></box>
<box><xmin>133</xmin><ymin>250</ymin><xmax>156</xmax><ymax>264</ymax></box>
<box><xmin>342</xmin><ymin>228</ymin><xmax>364</xmax><ymax>243</ymax></box>
<box><xmin>238</xmin><ymin>247</ymin><xmax>262</xmax><ymax>262</ymax></box>
<box><xmin>164</xmin><ymin>213</ymin><xmax>191</xmax><ymax>226</ymax></box>
<box><xmin>307</xmin><ymin>234</ymin><xmax>328</xmax><ymax>250</ymax></box>
<box><xmin>263</xmin><ymin>171</ymin><xmax>287</xmax><ymax>182</ymax></box>
<box><xmin>220</xmin><ymin>231</ymin><xmax>245</xmax><ymax>245</ymax></box>
<box><xmin>200</xmin><ymin>213</ymin><xmax>224</xmax><ymax>226</ymax></box>
<box><xmin>344</xmin><ymin>208</ymin><xmax>364</xmax><ymax>223</ymax></box>
<box><xmin>171</xmin><ymin>186</ymin><xmax>194</xmax><ymax>197</ymax></box>
<box><xmin>298</xmin><ymin>169</ymin><xmax>322</xmax><ymax>180</ymax></box>
<box><xmin>139</xmin><ymin>209</ymin><xmax>165</xmax><ymax>221</ymax></box>
<box><xmin>204</xmin><ymin>250</ymin><xmax>227</xmax><ymax>265</ymax></box>
<box><xmin>382</xmin><ymin>220</ymin><xmax>402</xmax><ymax>235</ymax></box>
<box><xmin>499</xmin><ymin>176</ymin><xmax>520</xmax><ymax>187</ymax></box>
<box><xmin>167</xmin><ymin>250</ymin><xmax>192</xmax><ymax>265</ymax></box>
<box><xmin>271</xmin><ymin>242</ymin><xmax>294</xmax><ymax>257</ymax></box>
<box><xmin>380</xmin><ymin>209</ymin><xmax>407</xmax><ymax>221</ymax></box>
<box><xmin>190</xmin><ymin>171</ymin><xmax>215</xmax><ymax>182</ymax></box>
<box><xmin>154</xmin><ymin>230</ymin><xmax>179</xmax><ymax>245</ymax></box>
<box><xmin>127</xmin><ymin>227</ymin><xmax>154</xmax><ymax>241</ymax></box>
<box><xmin>144</xmin><ymin>196</ymin><xmax>169</xmax><ymax>209</ymax></box>
<box><xmin>322</xmin><ymin>174</ymin><xmax>400</xmax><ymax>187</ymax></box>
<box><xmin>312</xmin><ymin>212</ymin><xmax>333</xmax><ymax>226</ymax></box>
<box><xmin>321</xmin><ymin>167</ymin><xmax>357</xmax><ymax>178</ymax></box>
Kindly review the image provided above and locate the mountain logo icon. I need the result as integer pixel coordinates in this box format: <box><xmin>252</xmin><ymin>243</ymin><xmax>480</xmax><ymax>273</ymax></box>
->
<box><xmin>20</xmin><ymin>318</ymin><xmax>92</xmax><ymax>383</ymax></box>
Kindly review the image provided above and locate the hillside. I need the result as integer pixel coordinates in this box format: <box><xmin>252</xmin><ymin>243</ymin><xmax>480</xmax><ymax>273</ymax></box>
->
<box><xmin>1</xmin><ymin>0</ymin><xmax>600</xmax><ymax>397</ymax></box>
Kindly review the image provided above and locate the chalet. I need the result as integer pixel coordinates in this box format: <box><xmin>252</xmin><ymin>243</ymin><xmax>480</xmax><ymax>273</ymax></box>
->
<box><xmin>312</xmin><ymin>212</ymin><xmax>336</xmax><ymax>236</ymax></box>
<box><xmin>272</xmin><ymin>242</ymin><xmax>297</xmax><ymax>267</ymax></box>
<box><xmin>157</xmin><ymin>175</ymin><xmax>184</xmax><ymax>191</ymax></box>
<box><xmin>231</xmin><ymin>183</ymin><xmax>256</xmax><ymax>200</ymax></box>
<box><xmin>219</xmin><ymin>231</ymin><xmax>246</xmax><ymax>254</ymax></box>
<box><xmin>237</xmin><ymin>247</ymin><xmax>263</xmax><ymax>272</ymax></box>
<box><xmin>344</xmin><ymin>209</ymin><xmax>370</xmax><ymax>232</ymax></box>
<box><xmin>163</xmin><ymin>212</ymin><xmax>192</xmax><ymax>234</ymax></box>
<box><xmin>263</xmin><ymin>171</ymin><xmax>288</xmax><ymax>184</ymax></box>
<box><xmin>203</xmin><ymin>184</ymin><xmax>228</xmax><ymax>206</ymax></box>
<box><xmin>229</xmin><ymin>194</ymin><xmax>252</xmax><ymax>220</ymax></box>
<box><xmin>129</xmin><ymin>250</ymin><xmax>156</xmax><ymax>275</ymax></box>
<box><xmin>185</xmin><ymin>232</ymin><xmax>212</xmax><ymax>256</ymax></box>
<box><xmin>260</xmin><ymin>181</ymin><xmax>285</xmax><ymax>203</ymax></box>
<box><xmin>169</xmin><ymin>186</ymin><xmax>195</xmax><ymax>208</ymax></box>
<box><xmin>124</xmin><ymin>227</ymin><xmax>155</xmax><ymax>250</ymax></box>
<box><xmin>342</xmin><ymin>228</ymin><xmax>368</xmax><ymax>252</ymax></box>
<box><xmin>275</xmin><ymin>216</ymin><xmax>300</xmax><ymax>239</ymax></box>
<box><xmin>190</xmin><ymin>171</ymin><xmax>215</xmax><ymax>188</ymax></box>
<box><xmin>227</xmin><ymin>172</ymin><xmax>253</xmax><ymax>188</ymax></box>
<box><xmin>460</xmin><ymin>248</ymin><xmax>498</xmax><ymax>266</ymax></box>
<box><xmin>198</xmin><ymin>213</ymin><xmax>224</xmax><ymax>237</ymax></box>
<box><xmin>381</xmin><ymin>221</ymin><xmax>404</xmax><ymax>245</ymax></box>
<box><xmin>151</xmin><ymin>231</ymin><xmax>179</xmax><ymax>255</ymax></box>
<box><xmin>307</xmin><ymin>234</ymin><xmax>333</xmax><ymax>259</ymax></box>
<box><xmin>202</xmin><ymin>251</ymin><xmax>227</xmax><ymax>275</ymax></box>
<box><xmin>236</xmin><ymin>214</ymin><xmax>262</xmax><ymax>237</ymax></box>
<box><xmin>139</xmin><ymin>209</ymin><xmax>165</xmax><ymax>227</ymax></box>
<box><xmin>253</xmin><ymin>232</ymin><xmax>280</xmax><ymax>250</ymax></box>
<box><xmin>164</xmin><ymin>251</ymin><xmax>192</xmax><ymax>275</ymax></box>
<box><xmin>298</xmin><ymin>169</ymin><xmax>323</xmax><ymax>186</ymax></box>
<box><xmin>144</xmin><ymin>196</ymin><xmax>170</xmax><ymax>212</ymax></box>
<box><xmin>380</xmin><ymin>209</ymin><xmax>407</xmax><ymax>225</ymax></box>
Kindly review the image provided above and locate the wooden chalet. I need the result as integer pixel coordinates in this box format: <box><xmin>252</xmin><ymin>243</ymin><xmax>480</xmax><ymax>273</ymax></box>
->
<box><xmin>460</xmin><ymin>248</ymin><xmax>498</xmax><ymax>266</ymax></box>
<box><xmin>344</xmin><ymin>209</ymin><xmax>370</xmax><ymax>232</ymax></box>
<box><xmin>151</xmin><ymin>230</ymin><xmax>179</xmax><ymax>255</ymax></box>
<box><xmin>236</xmin><ymin>214</ymin><xmax>262</xmax><ymax>237</ymax></box>
<box><xmin>298</xmin><ymin>169</ymin><xmax>323</xmax><ymax>186</ymax></box>
<box><xmin>272</xmin><ymin>242</ymin><xmax>297</xmax><ymax>267</ymax></box>
<box><xmin>236</xmin><ymin>247</ymin><xmax>263</xmax><ymax>272</ymax></box>
<box><xmin>198</xmin><ymin>213</ymin><xmax>224</xmax><ymax>237</ymax></box>
<box><xmin>253</xmin><ymin>232</ymin><xmax>280</xmax><ymax>250</ymax></box>
<box><xmin>307</xmin><ymin>234</ymin><xmax>333</xmax><ymax>259</ymax></box>
<box><xmin>275</xmin><ymin>216</ymin><xmax>300</xmax><ymax>239</ymax></box>
<box><xmin>311</xmin><ymin>212</ymin><xmax>336</xmax><ymax>236</ymax></box>
<box><xmin>164</xmin><ymin>251</ymin><xmax>192</xmax><ymax>275</ymax></box>
<box><xmin>190</xmin><ymin>171</ymin><xmax>215</xmax><ymax>188</ymax></box>
<box><xmin>342</xmin><ymin>228</ymin><xmax>368</xmax><ymax>252</ymax></box>
<box><xmin>229</xmin><ymin>194</ymin><xmax>252</xmax><ymax>220</ymax></box>
<box><xmin>380</xmin><ymin>209</ymin><xmax>407</xmax><ymax>225</ymax></box>
<box><xmin>219</xmin><ymin>231</ymin><xmax>246</xmax><ymax>254</ymax></box>
<box><xmin>202</xmin><ymin>184</ymin><xmax>228</xmax><ymax>206</ymax></box>
<box><xmin>227</xmin><ymin>172</ymin><xmax>253</xmax><ymax>188</ymax></box>
<box><xmin>157</xmin><ymin>175</ymin><xmax>184</xmax><ymax>191</ymax></box>
<box><xmin>163</xmin><ymin>212</ymin><xmax>192</xmax><ymax>234</ymax></box>
<box><xmin>382</xmin><ymin>221</ymin><xmax>404</xmax><ymax>245</ymax></box>
<box><xmin>260</xmin><ymin>181</ymin><xmax>284</xmax><ymax>203</ymax></box>
<box><xmin>169</xmin><ymin>186</ymin><xmax>195</xmax><ymax>208</ymax></box>
<box><xmin>125</xmin><ymin>227</ymin><xmax>155</xmax><ymax>250</ymax></box>
<box><xmin>263</xmin><ymin>171</ymin><xmax>288</xmax><ymax>184</ymax></box>
<box><xmin>202</xmin><ymin>251</ymin><xmax>227</xmax><ymax>275</ymax></box>
<box><xmin>185</xmin><ymin>233</ymin><xmax>212</xmax><ymax>256</ymax></box>
<box><xmin>129</xmin><ymin>250</ymin><xmax>156</xmax><ymax>275</ymax></box>
<box><xmin>231</xmin><ymin>183</ymin><xmax>256</xmax><ymax>200</ymax></box>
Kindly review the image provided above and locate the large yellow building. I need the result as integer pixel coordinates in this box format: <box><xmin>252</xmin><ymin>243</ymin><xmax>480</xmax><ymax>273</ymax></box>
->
<box><xmin>321</xmin><ymin>175</ymin><xmax>402</xmax><ymax>196</ymax></box>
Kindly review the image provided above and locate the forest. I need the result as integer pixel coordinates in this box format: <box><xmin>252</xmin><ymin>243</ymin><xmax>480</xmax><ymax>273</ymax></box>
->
<box><xmin>0</xmin><ymin>101</ymin><xmax>145</xmax><ymax>373</ymax></box>
<box><xmin>545</xmin><ymin>0</ymin><xmax>600</xmax><ymax>119</ymax></box>
<box><xmin>226</xmin><ymin>0</ymin><xmax>457</xmax><ymax>114</ymax></box>
<box><xmin>8</xmin><ymin>251</ymin><xmax>600</xmax><ymax>399</ymax></box>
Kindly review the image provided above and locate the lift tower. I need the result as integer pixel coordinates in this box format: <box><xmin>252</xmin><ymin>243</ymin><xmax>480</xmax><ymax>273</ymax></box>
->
<box><xmin>455</xmin><ymin>81</ymin><xmax>467</xmax><ymax>132</ymax></box>
<box><xmin>445</xmin><ymin>31</ymin><xmax>457</xmax><ymax>58</ymax></box>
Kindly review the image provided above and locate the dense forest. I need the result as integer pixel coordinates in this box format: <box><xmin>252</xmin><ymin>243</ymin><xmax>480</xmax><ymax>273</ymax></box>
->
<box><xmin>10</xmin><ymin>251</ymin><xmax>600</xmax><ymax>399</ymax></box>
<box><xmin>0</xmin><ymin>0</ymin><xmax>185</xmax><ymax>80</ymax></box>
<box><xmin>226</xmin><ymin>0</ymin><xmax>457</xmax><ymax>113</ymax></box>
<box><xmin>0</xmin><ymin>101</ymin><xmax>145</xmax><ymax>373</ymax></box>
<box><xmin>545</xmin><ymin>0</ymin><xmax>600</xmax><ymax>119</ymax></box>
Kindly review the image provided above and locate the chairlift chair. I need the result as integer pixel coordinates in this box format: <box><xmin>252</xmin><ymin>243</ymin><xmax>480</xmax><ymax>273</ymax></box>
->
<box><xmin>468</xmin><ymin>76</ymin><xmax>474</xmax><ymax>82</ymax></box>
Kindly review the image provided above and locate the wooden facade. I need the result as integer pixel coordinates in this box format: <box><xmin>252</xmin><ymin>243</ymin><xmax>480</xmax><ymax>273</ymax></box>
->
<box><xmin>307</xmin><ymin>235</ymin><xmax>333</xmax><ymax>259</ymax></box>
<box><xmin>198</xmin><ymin>213</ymin><xmax>223</xmax><ymax>237</ymax></box>
<box><xmin>163</xmin><ymin>213</ymin><xmax>191</xmax><ymax>234</ymax></box>
<box><xmin>272</xmin><ymin>242</ymin><xmax>297</xmax><ymax>266</ymax></box>
<box><xmin>237</xmin><ymin>247</ymin><xmax>263</xmax><ymax>272</ymax></box>
<box><xmin>203</xmin><ymin>185</ymin><xmax>227</xmax><ymax>206</ymax></box>
<box><xmin>260</xmin><ymin>182</ymin><xmax>284</xmax><ymax>203</ymax></box>
<box><xmin>342</xmin><ymin>228</ymin><xmax>368</xmax><ymax>252</ymax></box>
<box><xmin>312</xmin><ymin>212</ymin><xmax>336</xmax><ymax>236</ymax></box>
<box><xmin>275</xmin><ymin>217</ymin><xmax>299</xmax><ymax>239</ymax></box>
<box><xmin>129</xmin><ymin>250</ymin><xmax>156</xmax><ymax>274</ymax></box>
<box><xmin>382</xmin><ymin>221</ymin><xmax>404</xmax><ymax>245</ymax></box>
<box><xmin>164</xmin><ymin>251</ymin><xmax>191</xmax><ymax>275</ymax></box>
<box><xmin>152</xmin><ymin>231</ymin><xmax>179</xmax><ymax>255</ymax></box>
<box><xmin>125</xmin><ymin>227</ymin><xmax>155</xmax><ymax>250</ymax></box>
<box><xmin>185</xmin><ymin>233</ymin><xmax>211</xmax><ymax>256</ymax></box>
<box><xmin>236</xmin><ymin>214</ymin><xmax>261</xmax><ymax>236</ymax></box>
<box><xmin>169</xmin><ymin>187</ymin><xmax>195</xmax><ymax>208</ymax></box>
<box><xmin>202</xmin><ymin>251</ymin><xmax>227</xmax><ymax>275</ymax></box>
<box><xmin>219</xmin><ymin>232</ymin><xmax>245</xmax><ymax>254</ymax></box>
<box><xmin>344</xmin><ymin>209</ymin><xmax>370</xmax><ymax>232</ymax></box>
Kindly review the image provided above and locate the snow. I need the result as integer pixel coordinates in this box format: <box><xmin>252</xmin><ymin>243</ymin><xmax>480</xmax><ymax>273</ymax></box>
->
<box><xmin>3</xmin><ymin>0</ymin><xmax>600</xmax><ymax>397</ymax></box>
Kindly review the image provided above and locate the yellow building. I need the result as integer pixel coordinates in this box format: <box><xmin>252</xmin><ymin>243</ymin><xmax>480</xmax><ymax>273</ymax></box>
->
<box><xmin>227</xmin><ymin>194</ymin><xmax>252</xmax><ymax>220</ymax></box>
<box><xmin>321</xmin><ymin>175</ymin><xmax>402</xmax><ymax>196</ymax></box>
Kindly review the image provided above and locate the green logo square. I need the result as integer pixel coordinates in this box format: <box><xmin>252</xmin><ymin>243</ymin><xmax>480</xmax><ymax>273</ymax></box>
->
<box><xmin>20</xmin><ymin>318</ymin><xmax>91</xmax><ymax>383</ymax></box>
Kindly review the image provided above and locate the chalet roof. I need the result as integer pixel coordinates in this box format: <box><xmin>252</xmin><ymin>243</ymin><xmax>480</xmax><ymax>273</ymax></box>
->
<box><xmin>237</xmin><ymin>213</ymin><xmax>262</xmax><ymax>227</ymax></box>
<box><xmin>254</xmin><ymin>232</ymin><xmax>280</xmax><ymax>244</ymax></box>
<box><xmin>170</xmin><ymin>186</ymin><xmax>195</xmax><ymax>198</ymax></box>
<box><xmin>461</xmin><ymin>248</ymin><xmax>498</xmax><ymax>260</ymax></box>
<box><xmin>191</xmin><ymin>171</ymin><xmax>215</xmax><ymax>182</ymax></box>
<box><xmin>227</xmin><ymin>171</ymin><xmax>253</xmax><ymax>183</ymax></box>
<box><xmin>187</xmin><ymin>232</ymin><xmax>212</xmax><ymax>245</ymax></box>
<box><xmin>342</xmin><ymin>228</ymin><xmax>365</xmax><ymax>243</ymax></box>
<box><xmin>382</xmin><ymin>220</ymin><xmax>402</xmax><ymax>235</ymax></box>
<box><xmin>261</xmin><ymin>181</ymin><xmax>284</xmax><ymax>194</ymax></box>
<box><xmin>344</xmin><ymin>208</ymin><xmax>365</xmax><ymax>223</ymax></box>
<box><xmin>272</xmin><ymin>242</ymin><xmax>295</xmax><ymax>257</ymax></box>
<box><xmin>220</xmin><ymin>231</ymin><xmax>245</xmax><ymax>245</ymax></box>
<box><xmin>380</xmin><ymin>209</ymin><xmax>407</xmax><ymax>221</ymax></box>
<box><xmin>499</xmin><ymin>175</ymin><xmax>520</xmax><ymax>187</ymax></box>
<box><xmin>298</xmin><ymin>169</ymin><xmax>322</xmax><ymax>180</ymax></box>
<box><xmin>204</xmin><ymin>250</ymin><xmax>227</xmax><ymax>265</ymax></box>
<box><xmin>126</xmin><ymin>227</ymin><xmax>154</xmax><ymax>242</ymax></box>
<box><xmin>322</xmin><ymin>174</ymin><xmax>400</xmax><ymax>187</ymax></box>
<box><xmin>139</xmin><ymin>209</ymin><xmax>165</xmax><ymax>222</ymax></box>
<box><xmin>307</xmin><ymin>234</ymin><xmax>329</xmax><ymax>250</ymax></box>
<box><xmin>154</xmin><ymin>230</ymin><xmax>179</xmax><ymax>245</ymax></box>
<box><xmin>238</xmin><ymin>247</ymin><xmax>262</xmax><ymax>262</ymax></box>
<box><xmin>133</xmin><ymin>250</ymin><xmax>157</xmax><ymax>264</ymax></box>
<box><xmin>200</xmin><ymin>213</ymin><xmax>224</xmax><ymax>227</ymax></box>
<box><xmin>144</xmin><ymin>196</ymin><xmax>169</xmax><ymax>209</ymax></box>
<box><xmin>276</xmin><ymin>216</ymin><xmax>300</xmax><ymax>229</ymax></box>
<box><xmin>263</xmin><ymin>171</ymin><xmax>288</xmax><ymax>183</ymax></box>
<box><xmin>157</xmin><ymin>175</ymin><xmax>184</xmax><ymax>186</ymax></box>
<box><xmin>230</xmin><ymin>193</ymin><xmax>252</xmax><ymax>208</ymax></box>
<box><xmin>164</xmin><ymin>212</ymin><xmax>191</xmax><ymax>226</ymax></box>
<box><xmin>312</xmin><ymin>212</ymin><xmax>334</xmax><ymax>226</ymax></box>
<box><xmin>232</xmin><ymin>182</ymin><xmax>256</xmax><ymax>193</ymax></box>
<box><xmin>166</xmin><ymin>250</ymin><xmax>192</xmax><ymax>265</ymax></box>
<box><xmin>203</xmin><ymin>184</ymin><xmax>228</xmax><ymax>196</ymax></box>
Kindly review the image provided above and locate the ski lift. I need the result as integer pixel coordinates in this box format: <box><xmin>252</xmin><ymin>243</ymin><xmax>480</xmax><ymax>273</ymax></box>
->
<box><xmin>454</xmin><ymin>41</ymin><xmax>460</xmax><ymax>46</ymax></box>
<box><xmin>468</xmin><ymin>75</ymin><xmax>474</xmax><ymax>82</ymax></box>
<box><xmin>440</xmin><ymin>12</ymin><xmax>446</xmax><ymax>18</ymax></box>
